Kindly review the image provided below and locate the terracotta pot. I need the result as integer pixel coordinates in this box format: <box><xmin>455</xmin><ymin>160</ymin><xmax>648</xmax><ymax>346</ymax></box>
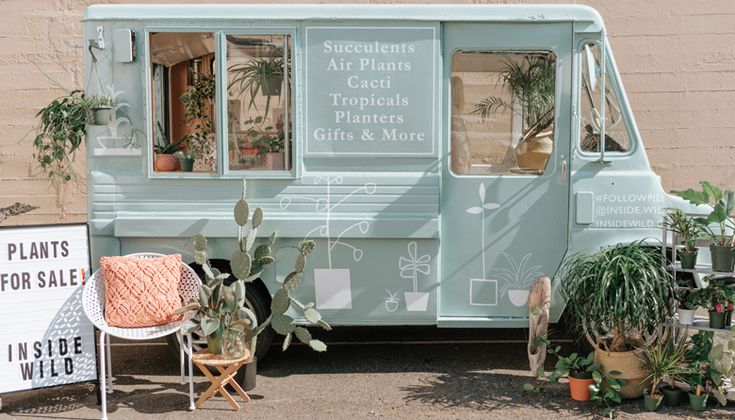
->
<box><xmin>568</xmin><ymin>375</ymin><xmax>594</xmax><ymax>401</ymax></box>
<box><xmin>154</xmin><ymin>153</ymin><xmax>180</xmax><ymax>171</ymax></box>
<box><xmin>595</xmin><ymin>348</ymin><xmax>650</xmax><ymax>399</ymax></box>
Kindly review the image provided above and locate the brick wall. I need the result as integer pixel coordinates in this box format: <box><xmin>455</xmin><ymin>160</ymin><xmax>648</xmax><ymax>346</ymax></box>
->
<box><xmin>1</xmin><ymin>0</ymin><xmax>732</xmax><ymax>225</ymax></box>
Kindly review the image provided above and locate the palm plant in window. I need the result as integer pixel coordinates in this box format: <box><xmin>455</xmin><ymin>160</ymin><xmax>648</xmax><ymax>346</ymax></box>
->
<box><xmin>473</xmin><ymin>54</ymin><xmax>555</xmax><ymax>171</ymax></box>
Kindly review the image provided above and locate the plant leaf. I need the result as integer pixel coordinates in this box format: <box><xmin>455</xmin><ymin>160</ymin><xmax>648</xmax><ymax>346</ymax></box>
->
<box><xmin>294</xmin><ymin>326</ymin><xmax>312</xmax><ymax>344</ymax></box>
<box><xmin>308</xmin><ymin>339</ymin><xmax>327</xmax><ymax>352</ymax></box>
<box><xmin>271</xmin><ymin>289</ymin><xmax>290</xmax><ymax>315</ymax></box>
<box><xmin>252</xmin><ymin>207</ymin><xmax>264</xmax><ymax>228</ymax></box>
<box><xmin>234</xmin><ymin>199</ymin><xmax>249</xmax><ymax>226</ymax></box>
<box><xmin>304</xmin><ymin>307</ymin><xmax>322</xmax><ymax>324</ymax></box>
<box><xmin>271</xmin><ymin>314</ymin><xmax>295</xmax><ymax>335</ymax></box>
<box><xmin>466</xmin><ymin>207</ymin><xmax>483</xmax><ymax>214</ymax></box>
<box><xmin>201</xmin><ymin>316</ymin><xmax>220</xmax><ymax>336</ymax></box>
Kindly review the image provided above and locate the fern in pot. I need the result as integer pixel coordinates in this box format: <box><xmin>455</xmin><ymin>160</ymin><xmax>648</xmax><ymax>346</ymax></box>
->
<box><xmin>560</xmin><ymin>240</ymin><xmax>676</xmax><ymax>399</ymax></box>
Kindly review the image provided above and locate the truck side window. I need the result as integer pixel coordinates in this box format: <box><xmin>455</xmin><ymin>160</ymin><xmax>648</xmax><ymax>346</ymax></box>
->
<box><xmin>450</xmin><ymin>51</ymin><xmax>556</xmax><ymax>175</ymax></box>
<box><xmin>579</xmin><ymin>43</ymin><xmax>631</xmax><ymax>153</ymax></box>
<box><xmin>150</xmin><ymin>32</ymin><xmax>218</xmax><ymax>173</ymax></box>
<box><xmin>226</xmin><ymin>34</ymin><xmax>292</xmax><ymax>172</ymax></box>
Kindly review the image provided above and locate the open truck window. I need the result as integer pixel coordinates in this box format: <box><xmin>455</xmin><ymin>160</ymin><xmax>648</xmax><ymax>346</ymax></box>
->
<box><xmin>450</xmin><ymin>51</ymin><xmax>556</xmax><ymax>176</ymax></box>
<box><xmin>579</xmin><ymin>42</ymin><xmax>631</xmax><ymax>153</ymax></box>
<box><xmin>150</xmin><ymin>32</ymin><xmax>218</xmax><ymax>173</ymax></box>
<box><xmin>226</xmin><ymin>34</ymin><xmax>292</xmax><ymax>172</ymax></box>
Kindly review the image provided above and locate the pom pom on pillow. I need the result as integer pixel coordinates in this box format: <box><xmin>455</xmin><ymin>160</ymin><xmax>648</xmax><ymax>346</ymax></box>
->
<box><xmin>100</xmin><ymin>254</ymin><xmax>183</xmax><ymax>328</ymax></box>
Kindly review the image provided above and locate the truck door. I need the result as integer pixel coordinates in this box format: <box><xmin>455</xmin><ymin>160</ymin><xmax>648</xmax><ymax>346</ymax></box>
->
<box><xmin>439</xmin><ymin>23</ymin><xmax>572</xmax><ymax>324</ymax></box>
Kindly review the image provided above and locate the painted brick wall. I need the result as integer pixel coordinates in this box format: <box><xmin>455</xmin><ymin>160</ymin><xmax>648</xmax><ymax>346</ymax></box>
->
<box><xmin>1</xmin><ymin>0</ymin><xmax>732</xmax><ymax>225</ymax></box>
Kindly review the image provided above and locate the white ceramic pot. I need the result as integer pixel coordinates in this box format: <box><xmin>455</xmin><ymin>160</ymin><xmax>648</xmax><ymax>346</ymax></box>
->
<box><xmin>404</xmin><ymin>292</ymin><xmax>429</xmax><ymax>312</ymax></box>
<box><xmin>508</xmin><ymin>289</ymin><xmax>531</xmax><ymax>307</ymax></box>
<box><xmin>677</xmin><ymin>308</ymin><xmax>695</xmax><ymax>326</ymax></box>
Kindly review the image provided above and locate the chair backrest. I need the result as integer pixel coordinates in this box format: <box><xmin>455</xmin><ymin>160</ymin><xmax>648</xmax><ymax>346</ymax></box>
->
<box><xmin>82</xmin><ymin>253</ymin><xmax>202</xmax><ymax>340</ymax></box>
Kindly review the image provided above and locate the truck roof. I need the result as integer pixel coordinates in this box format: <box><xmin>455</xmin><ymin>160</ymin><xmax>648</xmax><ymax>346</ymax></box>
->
<box><xmin>83</xmin><ymin>3</ymin><xmax>604</xmax><ymax>25</ymax></box>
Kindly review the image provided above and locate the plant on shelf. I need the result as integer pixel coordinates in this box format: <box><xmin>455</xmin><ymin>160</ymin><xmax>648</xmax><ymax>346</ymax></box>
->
<box><xmin>639</xmin><ymin>327</ymin><xmax>692</xmax><ymax>411</ymax></box>
<box><xmin>178</xmin><ymin>180</ymin><xmax>330</xmax><ymax>356</ymax></box>
<box><xmin>690</xmin><ymin>280</ymin><xmax>732</xmax><ymax>329</ymax></box>
<box><xmin>547</xmin><ymin>347</ymin><xmax>600</xmax><ymax>401</ymax></box>
<box><xmin>684</xmin><ymin>331</ymin><xmax>735</xmax><ymax>410</ymax></box>
<box><xmin>153</xmin><ymin>122</ymin><xmax>186</xmax><ymax>171</ymax></box>
<box><xmin>671</xmin><ymin>181</ymin><xmax>735</xmax><ymax>272</ymax></box>
<box><xmin>180</xmin><ymin>73</ymin><xmax>216</xmax><ymax>169</ymax></box>
<box><xmin>674</xmin><ymin>288</ymin><xmax>697</xmax><ymax>326</ymax></box>
<box><xmin>663</xmin><ymin>208</ymin><xmax>702</xmax><ymax>269</ymax></box>
<box><xmin>560</xmin><ymin>240</ymin><xmax>676</xmax><ymax>399</ymax></box>
<box><xmin>472</xmin><ymin>54</ymin><xmax>555</xmax><ymax>171</ymax></box>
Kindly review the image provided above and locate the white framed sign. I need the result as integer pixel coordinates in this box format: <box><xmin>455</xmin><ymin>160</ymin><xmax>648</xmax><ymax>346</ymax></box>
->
<box><xmin>0</xmin><ymin>224</ymin><xmax>96</xmax><ymax>393</ymax></box>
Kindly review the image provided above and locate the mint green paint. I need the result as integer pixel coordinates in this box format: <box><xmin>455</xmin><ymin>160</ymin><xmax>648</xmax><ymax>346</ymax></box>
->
<box><xmin>84</xmin><ymin>4</ymin><xmax>700</xmax><ymax>328</ymax></box>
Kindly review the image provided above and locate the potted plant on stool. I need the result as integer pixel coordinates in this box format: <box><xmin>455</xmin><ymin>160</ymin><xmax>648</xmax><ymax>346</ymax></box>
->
<box><xmin>672</xmin><ymin>182</ymin><xmax>735</xmax><ymax>272</ymax></box>
<box><xmin>663</xmin><ymin>208</ymin><xmax>702</xmax><ymax>269</ymax></box>
<box><xmin>560</xmin><ymin>240</ymin><xmax>676</xmax><ymax>399</ymax></box>
<box><xmin>692</xmin><ymin>281</ymin><xmax>732</xmax><ymax>329</ymax></box>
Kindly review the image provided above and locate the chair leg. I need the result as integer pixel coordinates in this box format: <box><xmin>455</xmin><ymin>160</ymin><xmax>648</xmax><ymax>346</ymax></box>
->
<box><xmin>99</xmin><ymin>331</ymin><xmax>108</xmax><ymax>420</ymax></box>
<box><xmin>178</xmin><ymin>332</ymin><xmax>185</xmax><ymax>385</ymax></box>
<box><xmin>186</xmin><ymin>333</ymin><xmax>195</xmax><ymax>411</ymax></box>
<box><xmin>105</xmin><ymin>334</ymin><xmax>113</xmax><ymax>393</ymax></box>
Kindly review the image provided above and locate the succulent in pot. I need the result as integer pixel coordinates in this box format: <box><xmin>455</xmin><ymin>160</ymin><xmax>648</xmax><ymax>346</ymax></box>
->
<box><xmin>560</xmin><ymin>240</ymin><xmax>676</xmax><ymax>398</ymax></box>
<box><xmin>674</xmin><ymin>288</ymin><xmax>697</xmax><ymax>326</ymax></box>
<box><xmin>153</xmin><ymin>122</ymin><xmax>186</xmax><ymax>171</ymax></box>
<box><xmin>663</xmin><ymin>208</ymin><xmax>702</xmax><ymax>269</ymax></box>
<box><xmin>175</xmin><ymin>149</ymin><xmax>196</xmax><ymax>172</ymax></box>
<box><xmin>672</xmin><ymin>182</ymin><xmax>735</xmax><ymax>272</ymax></box>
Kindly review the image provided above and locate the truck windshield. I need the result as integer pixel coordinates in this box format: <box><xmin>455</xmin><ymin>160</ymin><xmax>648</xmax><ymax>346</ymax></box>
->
<box><xmin>579</xmin><ymin>43</ymin><xmax>631</xmax><ymax>153</ymax></box>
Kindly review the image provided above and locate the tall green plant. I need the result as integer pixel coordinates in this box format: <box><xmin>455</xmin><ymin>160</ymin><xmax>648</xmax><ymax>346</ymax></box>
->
<box><xmin>560</xmin><ymin>240</ymin><xmax>676</xmax><ymax>352</ymax></box>
<box><xmin>180</xmin><ymin>73</ymin><xmax>215</xmax><ymax>159</ymax></box>
<box><xmin>639</xmin><ymin>327</ymin><xmax>692</xmax><ymax>397</ymax></box>
<box><xmin>473</xmin><ymin>55</ymin><xmax>555</xmax><ymax>139</ymax></box>
<box><xmin>671</xmin><ymin>181</ymin><xmax>735</xmax><ymax>247</ymax></box>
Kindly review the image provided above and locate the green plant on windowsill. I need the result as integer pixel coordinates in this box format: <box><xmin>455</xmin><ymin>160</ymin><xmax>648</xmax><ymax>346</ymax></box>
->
<box><xmin>243</xmin><ymin>117</ymin><xmax>284</xmax><ymax>157</ymax></box>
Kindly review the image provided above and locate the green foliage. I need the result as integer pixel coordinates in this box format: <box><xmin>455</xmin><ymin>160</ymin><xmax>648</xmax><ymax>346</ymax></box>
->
<box><xmin>472</xmin><ymin>55</ymin><xmax>555</xmax><ymax>139</ymax></box>
<box><xmin>229</xmin><ymin>52</ymin><xmax>287</xmax><ymax>120</ymax></box>
<box><xmin>662</xmin><ymin>208</ymin><xmax>702</xmax><ymax>253</ymax></box>
<box><xmin>242</xmin><ymin>116</ymin><xmax>285</xmax><ymax>156</ymax></box>
<box><xmin>180</xmin><ymin>73</ymin><xmax>215</xmax><ymax>159</ymax></box>
<box><xmin>560</xmin><ymin>240</ymin><xmax>676</xmax><ymax>352</ymax></box>
<box><xmin>683</xmin><ymin>331</ymin><xmax>735</xmax><ymax>405</ymax></box>
<box><xmin>547</xmin><ymin>348</ymin><xmax>600</xmax><ymax>382</ymax></box>
<box><xmin>689</xmin><ymin>280</ymin><xmax>732</xmax><ymax>311</ymax></box>
<box><xmin>154</xmin><ymin>122</ymin><xmax>186</xmax><ymax>154</ymax></box>
<box><xmin>671</xmin><ymin>181</ymin><xmax>735</xmax><ymax>247</ymax></box>
<box><xmin>178</xmin><ymin>179</ymin><xmax>330</xmax><ymax>354</ymax></box>
<box><xmin>87</xmin><ymin>95</ymin><xmax>115</xmax><ymax>108</ymax></box>
<box><xmin>674</xmin><ymin>288</ymin><xmax>698</xmax><ymax>310</ymax></box>
<box><xmin>32</xmin><ymin>90</ymin><xmax>89</xmax><ymax>188</ymax></box>
<box><xmin>639</xmin><ymin>327</ymin><xmax>693</xmax><ymax>397</ymax></box>
<box><xmin>589</xmin><ymin>369</ymin><xmax>627</xmax><ymax>418</ymax></box>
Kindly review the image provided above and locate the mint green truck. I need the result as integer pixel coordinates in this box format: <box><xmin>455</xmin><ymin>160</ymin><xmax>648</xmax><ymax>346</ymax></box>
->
<box><xmin>83</xmin><ymin>4</ymin><xmax>698</xmax><ymax>354</ymax></box>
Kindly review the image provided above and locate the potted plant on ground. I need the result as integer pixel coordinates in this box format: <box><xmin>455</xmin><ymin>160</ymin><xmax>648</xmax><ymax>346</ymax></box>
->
<box><xmin>663</xmin><ymin>208</ymin><xmax>702</xmax><ymax>269</ymax></box>
<box><xmin>675</xmin><ymin>288</ymin><xmax>697</xmax><ymax>326</ymax></box>
<box><xmin>88</xmin><ymin>95</ymin><xmax>115</xmax><ymax>125</ymax></box>
<box><xmin>639</xmin><ymin>327</ymin><xmax>692</xmax><ymax>410</ymax></box>
<box><xmin>672</xmin><ymin>182</ymin><xmax>735</xmax><ymax>272</ymax></box>
<box><xmin>548</xmin><ymin>348</ymin><xmax>600</xmax><ymax>401</ymax></box>
<box><xmin>473</xmin><ymin>54</ymin><xmax>555</xmax><ymax>172</ymax></box>
<box><xmin>560</xmin><ymin>240</ymin><xmax>676</xmax><ymax>399</ymax></box>
<box><xmin>683</xmin><ymin>331</ymin><xmax>735</xmax><ymax>411</ymax></box>
<box><xmin>153</xmin><ymin>122</ymin><xmax>185</xmax><ymax>171</ymax></box>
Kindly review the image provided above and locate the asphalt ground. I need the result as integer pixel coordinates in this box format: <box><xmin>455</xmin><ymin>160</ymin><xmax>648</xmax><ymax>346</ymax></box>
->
<box><xmin>1</xmin><ymin>327</ymin><xmax>733</xmax><ymax>419</ymax></box>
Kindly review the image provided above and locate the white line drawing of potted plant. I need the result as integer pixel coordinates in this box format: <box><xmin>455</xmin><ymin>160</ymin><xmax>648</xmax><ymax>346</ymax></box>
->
<box><xmin>280</xmin><ymin>176</ymin><xmax>376</xmax><ymax>309</ymax></box>
<box><xmin>494</xmin><ymin>252</ymin><xmax>544</xmax><ymax>307</ymax></box>
<box><xmin>94</xmin><ymin>85</ymin><xmax>142</xmax><ymax>156</ymax></box>
<box><xmin>384</xmin><ymin>290</ymin><xmax>400</xmax><ymax>313</ymax></box>
<box><xmin>399</xmin><ymin>241</ymin><xmax>431</xmax><ymax>311</ymax></box>
<box><xmin>466</xmin><ymin>182</ymin><xmax>501</xmax><ymax>306</ymax></box>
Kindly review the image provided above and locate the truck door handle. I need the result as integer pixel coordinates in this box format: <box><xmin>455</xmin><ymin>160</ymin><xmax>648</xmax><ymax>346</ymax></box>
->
<box><xmin>561</xmin><ymin>159</ymin><xmax>567</xmax><ymax>181</ymax></box>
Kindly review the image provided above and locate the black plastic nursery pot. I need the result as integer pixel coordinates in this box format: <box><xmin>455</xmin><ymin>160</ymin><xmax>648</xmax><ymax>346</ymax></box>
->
<box><xmin>643</xmin><ymin>393</ymin><xmax>662</xmax><ymax>411</ymax></box>
<box><xmin>661</xmin><ymin>386</ymin><xmax>683</xmax><ymax>407</ymax></box>
<box><xmin>679</xmin><ymin>250</ymin><xmax>698</xmax><ymax>269</ymax></box>
<box><xmin>709</xmin><ymin>245</ymin><xmax>735</xmax><ymax>272</ymax></box>
<box><xmin>688</xmin><ymin>392</ymin><xmax>708</xmax><ymax>412</ymax></box>
<box><xmin>709</xmin><ymin>310</ymin><xmax>728</xmax><ymax>329</ymax></box>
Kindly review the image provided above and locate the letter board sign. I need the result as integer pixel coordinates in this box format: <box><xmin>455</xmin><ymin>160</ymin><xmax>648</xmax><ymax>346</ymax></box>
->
<box><xmin>0</xmin><ymin>224</ymin><xmax>96</xmax><ymax>393</ymax></box>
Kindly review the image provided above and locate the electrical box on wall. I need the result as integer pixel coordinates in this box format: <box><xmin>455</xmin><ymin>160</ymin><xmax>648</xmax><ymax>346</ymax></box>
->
<box><xmin>113</xmin><ymin>29</ymin><xmax>136</xmax><ymax>62</ymax></box>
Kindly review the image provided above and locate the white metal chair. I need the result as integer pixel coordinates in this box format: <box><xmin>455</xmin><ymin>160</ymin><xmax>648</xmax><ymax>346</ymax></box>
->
<box><xmin>82</xmin><ymin>252</ymin><xmax>201</xmax><ymax>420</ymax></box>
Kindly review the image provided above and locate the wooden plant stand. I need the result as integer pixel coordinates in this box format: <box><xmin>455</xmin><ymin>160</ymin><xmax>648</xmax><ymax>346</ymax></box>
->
<box><xmin>192</xmin><ymin>349</ymin><xmax>252</xmax><ymax>410</ymax></box>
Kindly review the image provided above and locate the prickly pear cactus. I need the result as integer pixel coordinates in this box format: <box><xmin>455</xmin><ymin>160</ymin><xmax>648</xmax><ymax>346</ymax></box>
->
<box><xmin>180</xmin><ymin>179</ymin><xmax>330</xmax><ymax>352</ymax></box>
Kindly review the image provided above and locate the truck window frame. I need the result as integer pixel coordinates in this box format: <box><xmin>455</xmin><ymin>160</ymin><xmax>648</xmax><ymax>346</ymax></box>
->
<box><xmin>144</xmin><ymin>26</ymin><xmax>299</xmax><ymax>180</ymax></box>
<box><xmin>576</xmin><ymin>39</ymin><xmax>637</xmax><ymax>159</ymax></box>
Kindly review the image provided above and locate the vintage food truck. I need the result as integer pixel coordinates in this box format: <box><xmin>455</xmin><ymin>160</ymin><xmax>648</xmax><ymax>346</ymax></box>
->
<box><xmin>82</xmin><ymin>4</ymin><xmax>699</xmax><ymax>355</ymax></box>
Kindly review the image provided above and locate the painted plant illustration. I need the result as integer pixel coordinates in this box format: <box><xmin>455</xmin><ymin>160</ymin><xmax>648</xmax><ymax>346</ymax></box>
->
<box><xmin>398</xmin><ymin>241</ymin><xmax>431</xmax><ymax>311</ymax></box>
<box><xmin>466</xmin><ymin>182</ymin><xmax>501</xmax><ymax>306</ymax></box>
<box><xmin>280</xmin><ymin>175</ymin><xmax>376</xmax><ymax>309</ymax></box>
<box><xmin>384</xmin><ymin>290</ymin><xmax>400</xmax><ymax>313</ymax></box>
<box><xmin>494</xmin><ymin>252</ymin><xmax>544</xmax><ymax>307</ymax></box>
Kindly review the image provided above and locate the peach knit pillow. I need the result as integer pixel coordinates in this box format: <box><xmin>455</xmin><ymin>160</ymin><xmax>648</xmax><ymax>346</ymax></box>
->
<box><xmin>100</xmin><ymin>254</ymin><xmax>183</xmax><ymax>328</ymax></box>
